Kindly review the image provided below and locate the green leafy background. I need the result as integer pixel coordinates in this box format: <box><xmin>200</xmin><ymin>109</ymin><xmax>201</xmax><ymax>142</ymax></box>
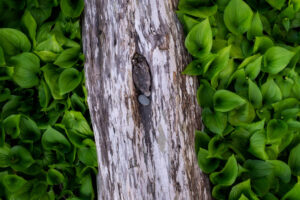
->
<box><xmin>178</xmin><ymin>0</ymin><xmax>300</xmax><ymax>199</ymax></box>
<box><xmin>0</xmin><ymin>0</ymin><xmax>97</xmax><ymax>199</ymax></box>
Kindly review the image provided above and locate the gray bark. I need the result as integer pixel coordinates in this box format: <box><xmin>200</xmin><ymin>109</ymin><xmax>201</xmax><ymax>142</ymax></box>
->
<box><xmin>82</xmin><ymin>0</ymin><xmax>212</xmax><ymax>199</ymax></box>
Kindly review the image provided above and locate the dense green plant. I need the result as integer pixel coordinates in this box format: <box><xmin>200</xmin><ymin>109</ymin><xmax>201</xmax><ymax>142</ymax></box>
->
<box><xmin>0</xmin><ymin>0</ymin><xmax>97</xmax><ymax>199</ymax></box>
<box><xmin>178</xmin><ymin>0</ymin><xmax>300</xmax><ymax>199</ymax></box>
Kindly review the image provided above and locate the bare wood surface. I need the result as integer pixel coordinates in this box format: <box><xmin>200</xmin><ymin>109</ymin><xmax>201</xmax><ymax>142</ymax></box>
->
<box><xmin>82</xmin><ymin>0</ymin><xmax>212</xmax><ymax>199</ymax></box>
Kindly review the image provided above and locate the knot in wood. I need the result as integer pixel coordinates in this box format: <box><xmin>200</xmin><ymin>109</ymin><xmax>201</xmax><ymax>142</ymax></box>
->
<box><xmin>132</xmin><ymin>53</ymin><xmax>151</xmax><ymax>97</ymax></box>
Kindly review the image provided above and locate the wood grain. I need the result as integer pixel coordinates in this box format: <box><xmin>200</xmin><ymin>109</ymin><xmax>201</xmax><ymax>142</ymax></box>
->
<box><xmin>82</xmin><ymin>0</ymin><xmax>211</xmax><ymax>199</ymax></box>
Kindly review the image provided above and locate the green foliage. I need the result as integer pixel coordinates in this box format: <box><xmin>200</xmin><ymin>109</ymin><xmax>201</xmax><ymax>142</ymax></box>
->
<box><xmin>178</xmin><ymin>0</ymin><xmax>300</xmax><ymax>199</ymax></box>
<box><xmin>0</xmin><ymin>0</ymin><xmax>97</xmax><ymax>199</ymax></box>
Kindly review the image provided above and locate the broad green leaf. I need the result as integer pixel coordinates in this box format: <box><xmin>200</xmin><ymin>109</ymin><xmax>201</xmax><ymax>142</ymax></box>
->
<box><xmin>202</xmin><ymin>107</ymin><xmax>227</xmax><ymax>135</ymax></box>
<box><xmin>244</xmin><ymin>160</ymin><xmax>273</xmax><ymax>179</ymax></box>
<box><xmin>263</xmin><ymin>193</ymin><xmax>279</xmax><ymax>200</ymax></box>
<box><xmin>205</xmin><ymin>46</ymin><xmax>231</xmax><ymax>81</ymax></box>
<box><xmin>60</xmin><ymin>0</ymin><xmax>84</xmax><ymax>18</ymax></box>
<box><xmin>54</xmin><ymin>47</ymin><xmax>81</xmax><ymax>68</ymax></box>
<box><xmin>245</xmin><ymin>56</ymin><xmax>262</xmax><ymax>80</ymax></box>
<box><xmin>195</xmin><ymin>130</ymin><xmax>211</xmax><ymax>152</ymax></box>
<box><xmin>238</xmin><ymin>54</ymin><xmax>260</xmax><ymax>70</ymax></box>
<box><xmin>2</xmin><ymin>114</ymin><xmax>21</xmax><ymax>139</ymax></box>
<box><xmin>266</xmin><ymin>119</ymin><xmax>288</xmax><ymax>143</ymax></box>
<box><xmin>182</xmin><ymin>60</ymin><xmax>203</xmax><ymax>75</ymax></box>
<box><xmin>247</xmin><ymin>12</ymin><xmax>263</xmax><ymax>40</ymax></box>
<box><xmin>197</xmin><ymin>148</ymin><xmax>220</xmax><ymax>173</ymax></box>
<box><xmin>262</xmin><ymin>47</ymin><xmax>295</xmax><ymax>74</ymax></box>
<box><xmin>248</xmin><ymin>130</ymin><xmax>268</xmax><ymax>160</ymax></box>
<box><xmin>47</xmin><ymin>168</ymin><xmax>64</xmax><ymax>185</ymax></box>
<box><xmin>35</xmin><ymin>35</ymin><xmax>62</xmax><ymax>53</ymax></box>
<box><xmin>228</xmin><ymin>102</ymin><xmax>256</xmax><ymax>126</ymax></box>
<box><xmin>185</xmin><ymin>19</ymin><xmax>212</xmax><ymax>57</ymax></box>
<box><xmin>253</xmin><ymin>36</ymin><xmax>274</xmax><ymax>54</ymax></box>
<box><xmin>0</xmin><ymin>145</ymin><xmax>10</xmax><ymax>167</ymax></box>
<box><xmin>78</xmin><ymin>139</ymin><xmax>98</xmax><ymax>167</ymax></box>
<box><xmin>19</xmin><ymin>115</ymin><xmax>41</xmax><ymax>142</ymax></box>
<box><xmin>178</xmin><ymin>5</ymin><xmax>218</xmax><ymax>19</ymax></box>
<box><xmin>224</xmin><ymin>0</ymin><xmax>253</xmax><ymax>35</ymax></box>
<box><xmin>42</xmin><ymin>126</ymin><xmax>71</xmax><ymax>153</ymax></box>
<box><xmin>30</xmin><ymin>181</ymin><xmax>48</xmax><ymax>200</ymax></box>
<box><xmin>34</xmin><ymin>50</ymin><xmax>58</xmax><ymax>62</ymax></box>
<box><xmin>70</xmin><ymin>93</ymin><xmax>86</xmax><ymax>113</ymax></box>
<box><xmin>176</xmin><ymin>13</ymin><xmax>200</xmax><ymax>34</ymax></box>
<box><xmin>261</xmin><ymin>78</ymin><xmax>282</xmax><ymax>104</ymax></box>
<box><xmin>3</xmin><ymin>174</ymin><xmax>27</xmax><ymax>192</ymax></box>
<box><xmin>212</xmin><ymin>185</ymin><xmax>230</xmax><ymax>200</ymax></box>
<box><xmin>0</xmin><ymin>28</ymin><xmax>31</xmax><ymax>56</ymax></box>
<box><xmin>11</xmin><ymin>52</ymin><xmax>40</xmax><ymax>88</ymax></box>
<box><xmin>214</xmin><ymin>89</ymin><xmax>247</xmax><ymax>112</ymax></box>
<box><xmin>288</xmin><ymin>144</ymin><xmax>300</xmax><ymax>176</ymax></box>
<box><xmin>22</xmin><ymin>10</ymin><xmax>37</xmax><ymax>47</ymax></box>
<box><xmin>58</xmin><ymin>68</ymin><xmax>82</xmax><ymax>95</ymax></box>
<box><xmin>8</xmin><ymin>145</ymin><xmax>34</xmax><ymax>171</ymax></box>
<box><xmin>282</xmin><ymin>182</ymin><xmax>300</xmax><ymax>200</ymax></box>
<box><xmin>42</xmin><ymin>64</ymin><xmax>64</xmax><ymax>99</ymax></box>
<box><xmin>0</xmin><ymin>46</ymin><xmax>6</xmax><ymax>66</ymax></box>
<box><xmin>210</xmin><ymin>155</ymin><xmax>238</xmax><ymax>186</ymax></box>
<box><xmin>266</xmin><ymin>160</ymin><xmax>291</xmax><ymax>183</ymax></box>
<box><xmin>62</xmin><ymin>111</ymin><xmax>93</xmax><ymax>136</ymax></box>
<box><xmin>38</xmin><ymin>79</ymin><xmax>51</xmax><ymax>108</ymax></box>
<box><xmin>80</xmin><ymin>174</ymin><xmax>94</xmax><ymax>199</ymax></box>
<box><xmin>248</xmin><ymin>79</ymin><xmax>262</xmax><ymax>108</ymax></box>
<box><xmin>266</xmin><ymin>0</ymin><xmax>286</xmax><ymax>10</ymax></box>
<box><xmin>208</xmin><ymin>136</ymin><xmax>229</xmax><ymax>159</ymax></box>
<box><xmin>229</xmin><ymin>179</ymin><xmax>259</xmax><ymax>200</ymax></box>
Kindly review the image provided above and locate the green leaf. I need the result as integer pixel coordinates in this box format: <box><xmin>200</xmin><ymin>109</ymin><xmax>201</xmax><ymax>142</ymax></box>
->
<box><xmin>11</xmin><ymin>52</ymin><xmax>40</xmax><ymax>88</ymax></box>
<box><xmin>229</xmin><ymin>179</ymin><xmax>259</xmax><ymax>200</ymax></box>
<box><xmin>176</xmin><ymin>13</ymin><xmax>200</xmax><ymax>33</ymax></box>
<box><xmin>35</xmin><ymin>35</ymin><xmax>62</xmax><ymax>53</ymax></box>
<box><xmin>19</xmin><ymin>115</ymin><xmax>41</xmax><ymax>142</ymax></box>
<box><xmin>182</xmin><ymin>60</ymin><xmax>203</xmax><ymax>75</ymax></box>
<box><xmin>248</xmin><ymin>130</ymin><xmax>268</xmax><ymax>160</ymax></box>
<box><xmin>47</xmin><ymin>168</ymin><xmax>64</xmax><ymax>185</ymax></box>
<box><xmin>210</xmin><ymin>155</ymin><xmax>238</xmax><ymax>186</ymax></box>
<box><xmin>224</xmin><ymin>0</ymin><xmax>253</xmax><ymax>35</ymax></box>
<box><xmin>8</xmin><ymin>145</ymin><xmax>34</xmax><ymax>171</ymax></box>
<box><xmin>266</xmin><ymin>0</ymin><xmax>286</xmax><ymax>10</ymax></box>
<box><xmin>247</xmin><ymin>12</ymin><xmax>263</xmax><ymax>40</ymax></box>
<box><xmin>0</xmin><ymin>28</ymin><xmax>31</xmax><ymax>56</ymax></box>
<box><xmin>288</xmin><ymin>144</ymin><xmax>300</xmax><ymax>176</ymax></box>
<box><xmin>197</xmin><ymin>148</ymin><xmax>220</xmax><ymax>173</ymax></box>
<box><xmin>78</xmin><ymin>139</ymin><xmax>98</xmax><ymax>167</ymax></box>
<box><xmin>60</xmin><ymin>0</ymin><xmax>84</xmax><ymax>18</ymax></box>
<box><xmin>197</xmin><ymin>80</ymin><xmax>215</xmax><ymax>108</ymax></box>
<box><xmin>38</xmin><ymin>79</ymin><xmax>51</xmax><ymax>108</ymax></box>
<box><xmin>266</xmin><ymin>119</ymin><xmax>288</xmax><ymax>144</ymax></box>
<box><xmin>228</xmin><ymin>102</ymin><xmax>256</xmax><ymax>126</ymax></box>
<box><xmin>54</xmin><ymin>47</ymin><xmax>81</xmax><ymax>68</ymax></box>
<box><xmin>58</xmin><ymin>68</ymin><xmax>82</xmax><ymax>95</ymax></box>
<box><xmin>202</xmin><ymin>107</ymin><xmax>227</xmax><ymax>135</ymax></box>
<box><xmin>41</xmin><ymin>64</ymin><xmax>64</xmax><ymax>100</ymax></box>
<box><xmin>0</xmin><ymin>46</ymin><xmax>6</xmax><ymax>67</ymax></box>
<box><xmin>214</xmin><ymin>89</ymin><xmax>247</xmax><ymax>112</ymax></box>
<box><xmin>208</xmin><ymin>136</ymin><xmax>229</xmax><ymax>159</ymax></box>
<box><xmin>62</xmin><ymin>111</ymin><xmax>93</xmax><ymax>136</ymax></box>
<box><xmin>3</xmin><ymin>174</ymin><xmax>27</xmax><ymax>192</ymax></box>
<box><xmin>253</xmin><ymin>36</ymin><xmax>274</xmax><ymax>54</ymax></box>
<box><xmin>42</xmin><ymin>126</ymin><xmax>71</xmax><ymax>153</ymax></box>
<box><xmin>266</xmin><ymin>160</ymin><xmax>291</xmax><ymax>183</ymax></box>
<box><xmin>248</xmin><ymin>79</ymin><xmax>262</xmax><ymax>108</ymax></box>
<box><xmin>195</xmin><ymin>130</ymin><xmax>211</xmax><ymax>152</ymax></box>
<box><xmin>22</xmin><ymin>10</ymin><xmax>37</xmax><ymax>47</ymax></box>
<box><xmin>178</xmin><ymin>5</ymin><xmax>218</xmax><ymax>19</ymax></box>
<box><xmin>80</xmin><ymin>174</ymin><xmax>95</xmax><ymax>199</ymax></box>
<box><xmin>2</xmin><ymin>114</ymin><xmax>21</xmax><ymax>139</ymax></box>
<box><xmin>185</xmin><ymin>18</ymin><xmax>212</xmax><ymax>57</ymax></box>
<box><xmin>282</xmin><ymin>182</ymin><xmax>300</xmax><ymax>200</ymax></box>
<box><xmin>262</xmin><ymin>47</ymin><xmax>295</xmax><ymax>74</ymax></box>
<box><xmin>261</xmin><ymin>78</ymin><xmax>282</xmax><ymax>104</ymax></box>
<box><xmin>0</xmin><ymin>145</ymin><xmax>10</xmax><ymax>167</ymax></box>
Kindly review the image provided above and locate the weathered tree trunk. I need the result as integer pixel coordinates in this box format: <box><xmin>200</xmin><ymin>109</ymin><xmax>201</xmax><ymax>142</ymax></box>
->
<box><xmin>82</xmin><ymin>0</ymin><xmax>212</xmax><ymax>199</ymax></box>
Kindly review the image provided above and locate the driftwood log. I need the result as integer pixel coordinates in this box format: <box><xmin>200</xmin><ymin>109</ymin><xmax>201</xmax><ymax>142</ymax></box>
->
<box><xmin>82</xmin><ymin>0</ymin><xmax>212</xmax><ymax>199</ymax></box>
